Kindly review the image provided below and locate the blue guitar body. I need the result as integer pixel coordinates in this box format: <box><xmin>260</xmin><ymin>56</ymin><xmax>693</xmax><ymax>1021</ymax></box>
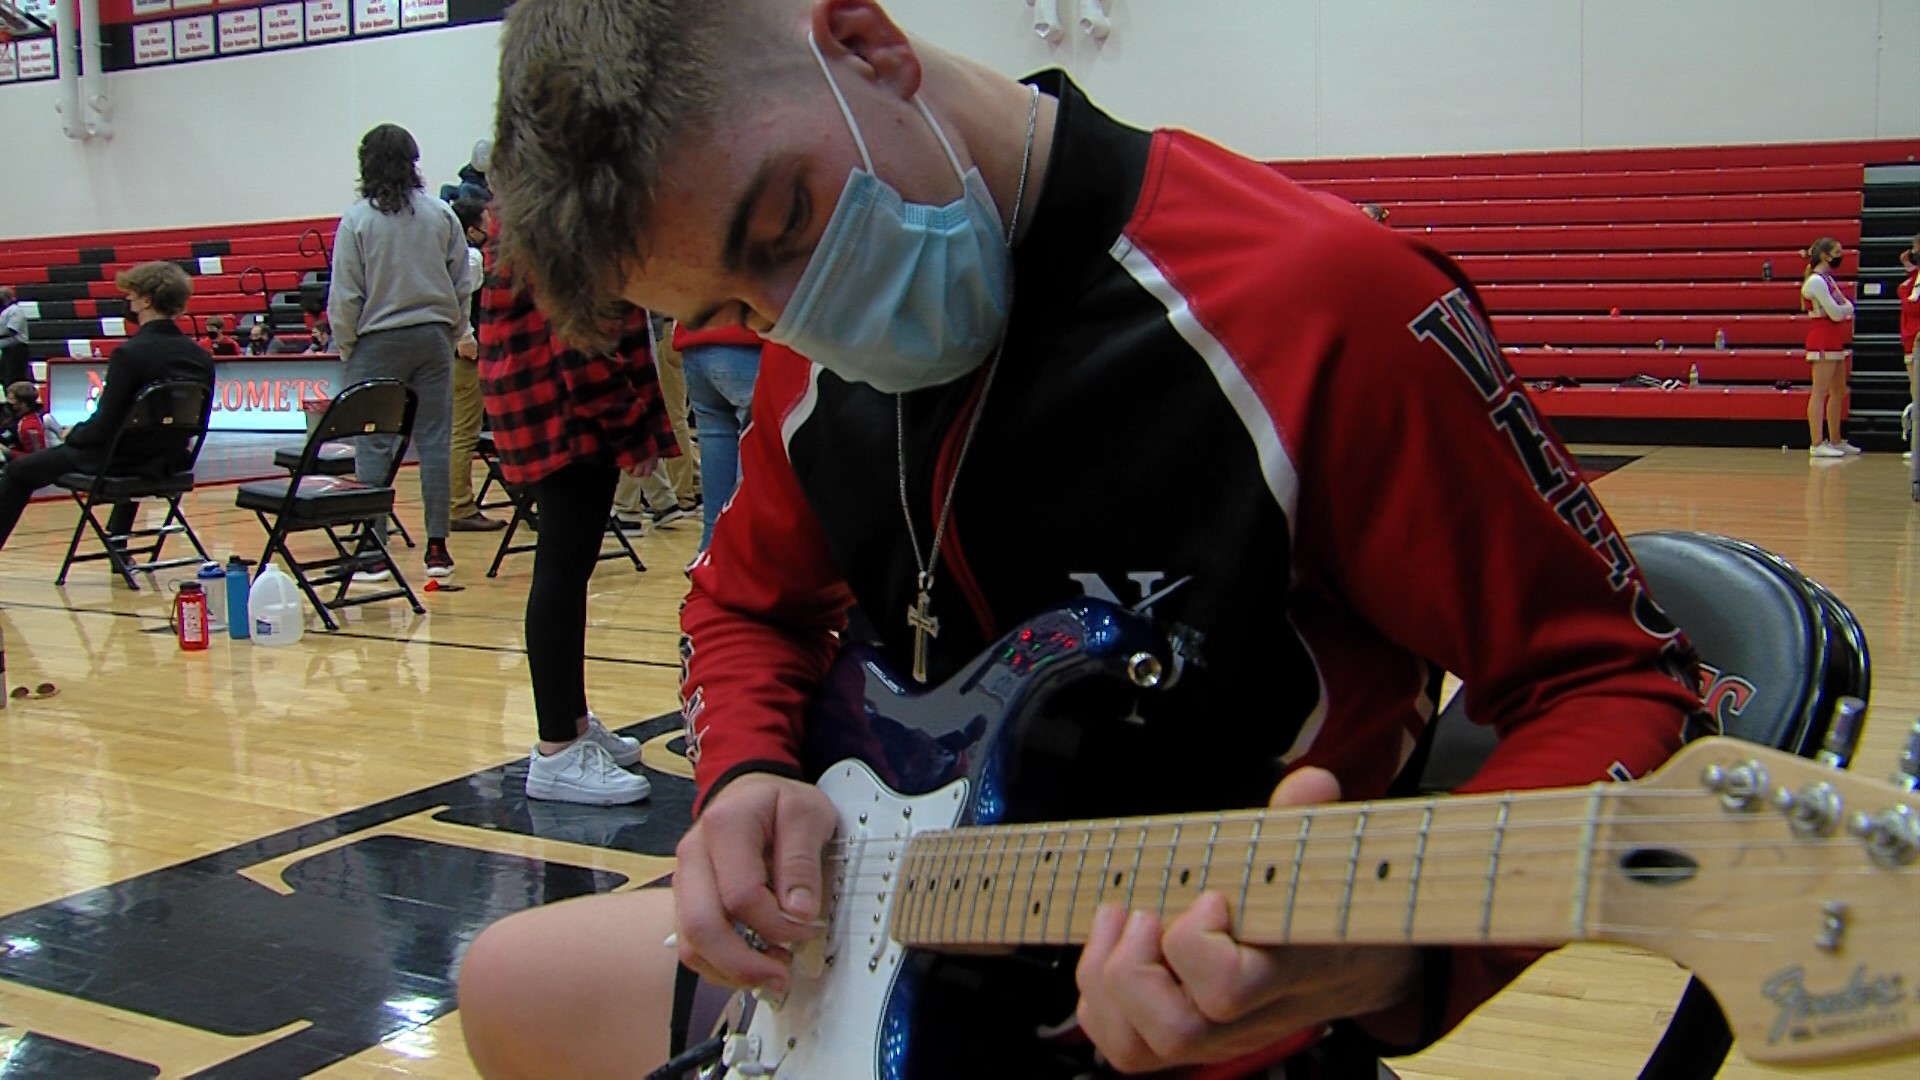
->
<box><xmin>714</xmin><ymin>599</ymin><xmax>1206</xmax><ymax>1079</ymax></box>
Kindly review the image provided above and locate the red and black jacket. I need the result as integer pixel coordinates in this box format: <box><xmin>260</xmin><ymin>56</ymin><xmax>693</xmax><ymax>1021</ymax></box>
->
<box><xmin>680</xmin><ymin>72</ymin><xmax>1700</xmax><ymax>1053</ymax></box>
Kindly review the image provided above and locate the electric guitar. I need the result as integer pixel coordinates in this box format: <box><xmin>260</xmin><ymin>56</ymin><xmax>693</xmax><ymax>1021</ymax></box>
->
<box><xmin>704</xmin><ymin>598</ymin><xmax>1920</xmax><ymax>1078</ymax></box>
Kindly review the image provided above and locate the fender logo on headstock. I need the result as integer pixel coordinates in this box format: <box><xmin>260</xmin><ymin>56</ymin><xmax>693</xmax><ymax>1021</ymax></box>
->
<box><xmin>1763</xmin><ymin>965</ymin><xmax>1911</xmax><ymax>1045</ymax></box>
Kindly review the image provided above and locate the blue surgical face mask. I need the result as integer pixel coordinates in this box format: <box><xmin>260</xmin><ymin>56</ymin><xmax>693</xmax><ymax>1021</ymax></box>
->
<box><xmin>765</xmin><ymin>34</ymin><xmax>1013</xmax><ymax>394</ymax></box>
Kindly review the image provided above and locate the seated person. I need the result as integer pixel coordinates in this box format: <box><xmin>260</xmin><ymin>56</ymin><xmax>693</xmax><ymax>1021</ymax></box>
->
<box><xmin>0</xmin><ymin>382</ymin><xmax>53</xmax><ymax>460</ymax></box>
<box><xmin>245</xmin><ymin>321</ymin><xmax>274</xmax><ymax>355</ymax></box>
<box><xmin>307</xmin><ymin>317</ymin><xmax>335</xmax><ymax>354</ymax></box>
<box><xmin>0</xmin><ymin>262</ymin><xmax>215</xmax><ymax>551</ymax></box>
<box><xmin>458</xmin><ymin>4</ymin><xmax>1702</xmax><ymax>1079</ymax></box>
<box><xmin>205</xmin><ymin>315</ymin><xmax>241</xmax><ymax>356</ymax></box>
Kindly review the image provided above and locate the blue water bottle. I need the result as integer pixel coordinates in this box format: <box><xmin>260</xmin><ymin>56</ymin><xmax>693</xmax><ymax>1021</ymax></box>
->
<box><xmin>225</xmin><ymin>556</ymin><xmax>252</xmax><ymax>640</ymax></box>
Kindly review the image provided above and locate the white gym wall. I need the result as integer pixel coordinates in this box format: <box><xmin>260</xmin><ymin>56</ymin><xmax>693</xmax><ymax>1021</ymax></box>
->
<box><xmin>4</xmin><ymin>0</ymin><xmax>1917</xmax><ymax>239</ymax></box>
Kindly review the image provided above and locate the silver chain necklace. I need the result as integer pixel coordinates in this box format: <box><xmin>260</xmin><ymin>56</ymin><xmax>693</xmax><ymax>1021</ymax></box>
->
<box><xmin>897</xmin><ymin>85</ymin><xmax>1041</xmax><ymax>683</ymax></box>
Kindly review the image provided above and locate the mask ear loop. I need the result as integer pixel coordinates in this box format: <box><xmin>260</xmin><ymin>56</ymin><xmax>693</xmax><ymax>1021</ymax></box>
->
<box><xmin>807</xmin><ymin>32</ymin><xmax>876</xmax><ymax>174</ymax></box>
<box><xmin>912</xmin><ymin>95</ymin><xmax>969</xmax><ymax>184</ymax></box>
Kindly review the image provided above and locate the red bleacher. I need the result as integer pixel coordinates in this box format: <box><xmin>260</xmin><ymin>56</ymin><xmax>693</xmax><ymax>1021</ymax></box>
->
<box><xmin>1425</xmin><ymin>220</ymin><xmax>1859</xmax><ymax>254</ymax></box>
<box><xmin>0</xmin><ymin>216</ymin><xmax>337</xmax><ymax>361</ymax></box>
<box><xmin>1280</xmin><ymin>138</ymin><xmax>1920</xmax><ymax>435</ymax></box>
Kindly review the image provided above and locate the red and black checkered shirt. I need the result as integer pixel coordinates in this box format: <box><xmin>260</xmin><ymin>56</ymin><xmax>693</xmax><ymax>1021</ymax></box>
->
<box><xmin>476</xmin><ymin>247</ymin><xmax>680</xmax><ymax>487</ymax></box>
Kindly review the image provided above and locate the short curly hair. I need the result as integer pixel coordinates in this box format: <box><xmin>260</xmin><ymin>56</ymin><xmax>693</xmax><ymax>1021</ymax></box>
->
<box><xmin>114</xmin><ymin>261</ymin><xmax>194</xmax><ymax>318</ymax></box>
<box><xmin>492</xmin><ymin>0</ymin><xmax>764</xmax><ymax>348</ymax></box>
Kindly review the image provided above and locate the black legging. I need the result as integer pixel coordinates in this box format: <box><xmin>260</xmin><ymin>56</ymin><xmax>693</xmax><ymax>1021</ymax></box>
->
<box><xmin>526</xmin><ymin>461</ymin><xmax>620</xmax><ymax>744</ymax></box>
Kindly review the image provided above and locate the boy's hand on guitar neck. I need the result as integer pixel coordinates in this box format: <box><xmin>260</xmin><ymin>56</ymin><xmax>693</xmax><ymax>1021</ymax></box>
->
<box><xmin>672</xmin><ymin>773</ymin><xmax>838</xmax><ymax>993</ymax></box>
<box><xmin>1074</xmin><ymin>768</ymin><xmax>1421</xmax><ymax>1075</ymax></box>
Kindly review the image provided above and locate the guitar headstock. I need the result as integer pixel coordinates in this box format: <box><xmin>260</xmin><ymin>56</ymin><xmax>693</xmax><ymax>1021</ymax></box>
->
<box><xmin>1602</xmin><ymin>736</ymin><xmax>1920</xmax><ymax>1066</ymax></box>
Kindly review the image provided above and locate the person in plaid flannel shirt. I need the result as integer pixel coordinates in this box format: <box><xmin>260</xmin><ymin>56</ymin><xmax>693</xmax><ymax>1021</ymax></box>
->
<box><xmin>478</xmin><ymin>243</ymin><xmax>682</xmax><ymax>805</ymax></box>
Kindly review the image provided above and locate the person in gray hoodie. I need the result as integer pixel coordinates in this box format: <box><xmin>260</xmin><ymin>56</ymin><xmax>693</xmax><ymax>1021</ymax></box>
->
<box><xmin>328</xmin><ymin>123</ymin><xmax>470</xmax><ymax>579</ymax></box>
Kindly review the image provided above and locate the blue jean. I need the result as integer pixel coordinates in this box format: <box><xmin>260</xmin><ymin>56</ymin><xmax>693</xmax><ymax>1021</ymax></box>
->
<box><xmin>681</xmin><ymin>344</ymin><xmax>760</xmax><ymax>551</ymax></box>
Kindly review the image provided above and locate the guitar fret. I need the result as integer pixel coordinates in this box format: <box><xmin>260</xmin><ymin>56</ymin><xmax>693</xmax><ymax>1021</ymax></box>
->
<box><xmin>1156</xmin><ymin>822</ymin><xmax>1182</xmax><ymax>918</ymax></box>
<box><xmin>1235</xmin><ymin>814</ymin><xmax>1263</xmax><ymax>938</ymax></box>
<box><xmin>1122</xmin><ymin>822</ymin><xmax>1149</xmax><ymax>911</ymax></box>
<box><xmin>989</xmin><ymin>830</ymin><xmax>1013</xmax><ymax>942</ymax></box>
<box><xmin>1481</xmin><ymin>796</ymin><xmax>1513</xmax><ymax>940</ymax></box>
<box><xmin>1572</xmin><ymin>786</ymin><xmax>1604</xmax><ymax>937</ymax></box>
<box><xmin>1091</xmin><ymin>822</ymin><xmax>1119</xmax><ymax>927</ymax></box>
<box><xmin>963</xmin><ymin>832</ymin><xmax>990</xmax><ymax>944</ymax></box>
<box><xmin>1405</xmin><ymin>804</ymin><xmax>1433</xmax><ymax>939</ymax></box>
<box><xmin>998</xmin><ymin>828</ymin><xmax>1026</xmax><ymax>943</ymax></box>
<box><xmin>1196</xmin><ymin>816</ymin><xmax>1220</xmax><ymax>896</ymax></box>
<box><xmin>919</xmin><ymin>841</ymin><xmax>937</xmax><ymax>941</ymax></box>
<box><xmin>1282</xmin><ymin>813</ymin><xmax>1312</xmax><ymax>942</ymax></box>
<box><xmin>1017</xmin><ymin>826</ymin><xmax>1045</xmax><ymax>942</ymax></box>
<box><xmin>1058</xmin><ymin>825</ymin><xmax>1093</xmax><ymax>944</ymax></box>
<box><xmin>936</xmin><ymin>832</ymin><xmax>967</xmax><ymax>944</ymax></box>
<box><xmin>1337</xmin><ymin>807</ymin><xmax>1369</xmax><ymax>941</ymax></box>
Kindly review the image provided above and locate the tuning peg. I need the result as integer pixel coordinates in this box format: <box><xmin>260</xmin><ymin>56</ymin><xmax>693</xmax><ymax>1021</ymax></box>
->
<box><xmin>1895</xmin><ymin>718</ymin><xmax>1920</xmax><ymax>793</ymax></box>
<box><xmin>1817</xmin><ymin>697</ymin><xmax>1867</xmax><ymax>769</ymax></box>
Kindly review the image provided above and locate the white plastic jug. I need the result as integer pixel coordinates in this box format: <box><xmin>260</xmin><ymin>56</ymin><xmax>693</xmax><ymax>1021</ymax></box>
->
<box><xmin>248</xmin><ymin>565</ymin><xmax>305</xmax><ymax>646</ymax></box>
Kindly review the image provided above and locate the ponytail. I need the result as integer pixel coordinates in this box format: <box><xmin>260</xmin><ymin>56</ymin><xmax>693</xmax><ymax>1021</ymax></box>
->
<box><xmin>1804</xmin><ymin>237</ymin><xmax>1841</xmax><ymax>281</ymax></box>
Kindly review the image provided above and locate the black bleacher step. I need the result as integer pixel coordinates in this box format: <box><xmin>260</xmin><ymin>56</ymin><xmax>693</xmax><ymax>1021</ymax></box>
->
<box><xmin>1861</xmin><ymin>185</ymin><xmax>1920</xmax><ymax>211</ymax></box>
<box><xmin>76</xmin><ymin>246</ymin><xmax>115</xmax><ymax>265</ymax></box>
<box><xmin>1861</xmin><ymin>207</ymin><xmax>1920</xmax><ymax>236</ymax></box>
<box><xmin>47</xmin><ymin>265</ymin><xmax>103</xmax><ymax>284</ymax></box>
<box><xmin>14</xmin><ymin>283</ymin><xmax>89</xmax><ymax>303</ymax></box>
<box><xmin>28</xmin><ymin>300</ymin><xmax>78</xmax><ymax>320</ymax></box>
<box><xmin>29</xmin><ymin>318</ymin><xmax>116</xmax><ymax>339</ymax></box>
<box><xmin>190</xmin><ymin>240</ymin><xmax>231</xmax><ymax>259</ymax></box>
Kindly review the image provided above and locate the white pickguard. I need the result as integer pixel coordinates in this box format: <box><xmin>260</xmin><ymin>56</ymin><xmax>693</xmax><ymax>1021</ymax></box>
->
<box><xmin>715</xmin><ymin>759</ymin><xmax>969</xmax><ymax>1079</ymax></box>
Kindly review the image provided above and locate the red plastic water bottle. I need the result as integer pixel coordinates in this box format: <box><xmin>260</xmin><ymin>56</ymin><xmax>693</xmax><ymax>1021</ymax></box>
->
<box><xmin>175</xmin><ymin>582</ymin><xmax>211</xmax><ymax>651</ymax></box>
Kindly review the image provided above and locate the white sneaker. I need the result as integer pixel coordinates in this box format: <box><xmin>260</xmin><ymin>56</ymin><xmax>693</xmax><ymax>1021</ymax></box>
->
<box><xmin>1810</xmin><ymin>443</ymin><xmax>1846</xmax><ymax>459</ymax></box>
<box><xmin>525</xmin><ymin>739</ymin><xmax>651</xmax><ymax>805</ymax></box>
<box><xmin>1836</xmin><ymin>440</ymin><xmax>1864</xmax><ymax>455</ymax></box>
<box><xmin>1905</xmin><ymin>451</ymin><xmax>1913</xmax><ymax>462</ymax></box>
<box><xmin>353</xmin><ymin>568</ymin><xmax>393</xmax><ymax>583</ymax></box>
<box><xmin>581</xmin><ymin>714</ymin><xmax>642</xmax><ymax>767</ymax></box>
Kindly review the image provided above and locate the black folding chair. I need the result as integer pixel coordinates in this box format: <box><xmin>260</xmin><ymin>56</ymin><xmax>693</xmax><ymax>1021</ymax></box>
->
<box><xmin>54</xmin><ymin>378</ymin><xmax>213</xmax><ymax>591</ymax></box>
<box><xmin>472</xmin><ymin>431</ymin><xmax>516</xmax><ymax>517</ymax></box>
<box><xmin>1395</xmin><ymin>530</ymin><xmax>1868</xmax><ymax>1079</ymax></box>
<box><xmin>235</xmin><ymin>379</ymin><xmax>425</xmax><ymax>631</ymax></box>
<box><xmin>269</xmin><ymin>442</ymin><xmax>415</xmax><ymax>548</ymax></box>
<box><xmin>483</xmin><ymin>475</ymin><xmax>646</xmax><ymax>579</ymax></box>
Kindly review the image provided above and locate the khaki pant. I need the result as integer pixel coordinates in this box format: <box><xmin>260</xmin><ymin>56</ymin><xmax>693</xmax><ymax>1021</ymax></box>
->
<box><xmin>449</xmin><ymin>355</ymin><xmax>484</xmax><ymax>519</ymax></box>
<box><xmin>655</xmin><ymin>337</ymin><xmax>699</xmax><ymax>506</ymax></box>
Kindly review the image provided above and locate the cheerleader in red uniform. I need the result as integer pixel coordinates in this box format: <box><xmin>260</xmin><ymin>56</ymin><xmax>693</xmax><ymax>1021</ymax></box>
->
<box><xmin>1897</xmin><ymin>233</ymin><xmax>1920</xmax><ymax>460</ymax></box>
<box><xmin>1801</xmin><ymin>236</ymin><xmax>1857</xmax><ymax>458</ymax></box>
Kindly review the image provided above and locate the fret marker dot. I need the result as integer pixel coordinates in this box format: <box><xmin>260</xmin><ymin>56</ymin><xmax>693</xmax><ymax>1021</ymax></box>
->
<box><xmin>1264</xmin><ymin>866</ymin><xmax>1276</xmax><ymax>884</ymax></box>
<box><xmin>1043</xmin><ymin>852</ymin><xmax>1053</xmax><ymax>863</ymax></box>
<box><xmin>952</xmin><ymin>878</ymin><xmax>961</xmax><ymax>891</ymax></box>
<box><xmin>1032</xmin><ymin>901</ymin><xmax>1041</xmax><ymax>916</ymax></box>
<box><xmin>981</xmin><ymin>878</ymin><xmax>991</xmax><ymax>891</ymax></box>
<box><xmin>1113</xmin><ymin>872</ymin><xmax>1124</xmax><ymax>887</ymax></box>
<box><xmin>1179</xmin><ymin>869</ymin><xmax>1190</xmax><ymax>886</ymax></box>
<box><xmin>1376</xmin><ymin>861</ymin><xmax>1390</xmax><ymax>880</ymax></box>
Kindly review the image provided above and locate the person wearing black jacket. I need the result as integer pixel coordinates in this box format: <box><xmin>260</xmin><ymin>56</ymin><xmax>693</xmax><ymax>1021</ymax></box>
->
<box><xmin>0</xmin><ymin>261</ymin><xmax>215</xmax><ymax>548</ymax></box>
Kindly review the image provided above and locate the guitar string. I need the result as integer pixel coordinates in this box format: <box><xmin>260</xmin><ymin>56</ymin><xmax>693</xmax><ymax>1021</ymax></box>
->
<box><xmin>804</xmin><ymin>784</ymin><xmax>1914</xmax><ymax>855</ymax></box>
<box><xmin>808</xmin><ymin>839</ymin><xmax>1912</xmax><ymax>908</ymax></box>
<box><xmin>805</xmin><ymin>808</ymin><xmax>1915</xmax><ymax>861</ymax></box>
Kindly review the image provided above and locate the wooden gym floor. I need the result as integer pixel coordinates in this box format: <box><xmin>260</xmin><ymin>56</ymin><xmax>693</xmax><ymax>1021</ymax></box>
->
<box><xmin>0</xmin><ymin>445</ymin><xmax>1914</xmax><ymax>1078</ymax></box>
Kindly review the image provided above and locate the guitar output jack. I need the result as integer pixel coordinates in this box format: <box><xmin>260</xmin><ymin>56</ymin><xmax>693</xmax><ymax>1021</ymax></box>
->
<box><xmin>1126</xmin><ymin>652</ymin><xmax>1163</xmax><ymax>688</ymax></box>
